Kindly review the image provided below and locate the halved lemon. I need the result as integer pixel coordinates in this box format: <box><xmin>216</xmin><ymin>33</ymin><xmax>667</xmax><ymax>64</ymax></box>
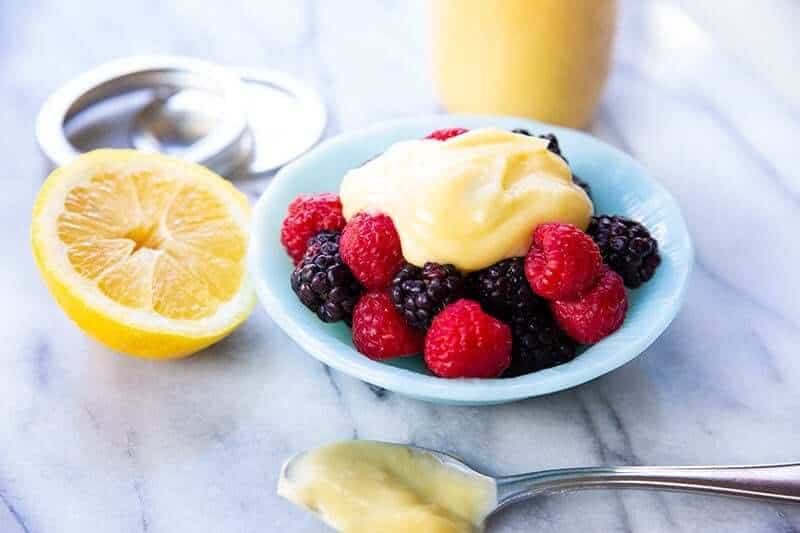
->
<box><xmin>31</xmin><ymin>149</ymin><xmax>256</xmax><ymax>359</ymax></box>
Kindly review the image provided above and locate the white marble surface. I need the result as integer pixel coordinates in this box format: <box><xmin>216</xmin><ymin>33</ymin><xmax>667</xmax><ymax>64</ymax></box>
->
<box><xmin>3</xmin><ymin>1</ymin><xmax>800</xmax><ymax>531</ymax></box>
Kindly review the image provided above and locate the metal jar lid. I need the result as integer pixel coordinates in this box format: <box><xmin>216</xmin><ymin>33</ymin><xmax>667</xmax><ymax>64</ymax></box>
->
<box><xmin>36</xmin><ymin>56</ymin><xmax>326</xmax><ymax>178</ymax></box>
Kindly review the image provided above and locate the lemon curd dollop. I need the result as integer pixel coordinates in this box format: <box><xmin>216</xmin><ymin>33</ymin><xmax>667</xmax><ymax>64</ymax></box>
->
<box><xmin>339</xmin><ymin>128</ymin><xmax>593</xmax><ymax>272</ymax></box>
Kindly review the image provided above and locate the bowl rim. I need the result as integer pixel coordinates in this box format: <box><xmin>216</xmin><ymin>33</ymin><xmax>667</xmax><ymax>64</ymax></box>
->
<box><xmin>248</xmin><ymin>113</ymin><xmax>693</xmax><ymax>403</ymax></box>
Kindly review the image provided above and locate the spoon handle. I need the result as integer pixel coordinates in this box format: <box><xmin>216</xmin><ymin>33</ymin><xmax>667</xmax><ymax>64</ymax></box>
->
<box><xmin>495</xmin><ymin>463</ymin><xmax>800</xmax><ymax>508</ymax></box>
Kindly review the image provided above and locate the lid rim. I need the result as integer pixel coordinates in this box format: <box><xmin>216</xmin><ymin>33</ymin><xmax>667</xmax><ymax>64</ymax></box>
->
<box><xmin>36</xmin><ymin>55</ymin><xmax>251</xmax><ymax>175</ymax></box>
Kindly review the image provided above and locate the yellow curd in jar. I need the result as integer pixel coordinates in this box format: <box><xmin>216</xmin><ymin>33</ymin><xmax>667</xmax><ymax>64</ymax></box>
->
<box><xmin>432</xmin><ymin>0</ymin><xmax>617</xmax><ymax>128</ymax></box>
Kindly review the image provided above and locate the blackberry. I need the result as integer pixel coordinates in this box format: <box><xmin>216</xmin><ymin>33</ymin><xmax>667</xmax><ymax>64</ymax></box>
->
<box><xmin>587</xmin><ymin>215</ymin><xmax>661</xmax><ymax>288</ymax></box>
<box><xmin>305</xmin><ymin>230</ymin><xmax>338</xmax><ymax>256</ymax></box>
<box><xmin>572</xmin><ymin>175</ymin><xmax>592</xmax><ymax>200</ymax></box>
<box><xmin>505</xmin><ymin>308</ymin><xmax>577</xmax><ymax>377</ymax></box>
<box><xmin>390</xmin><ymin>262</ymin><xmax>463</xmax><ymax>330</ymax></box>
<box><xmin>290</xmin><ymin>231</ymin><xmax>363</xmax><ymax>323</ymax></box>
<box><xmin>511</xmin><ymin>129</ymin><xmax>564</xmax><ymax>159</ymax></box>
<box><xmin>537</xmin><ymin>132</ymin><xmax>564</xmax><ymax>159</ymax></box>
<box><xmin>465</xmin><ymin>258</ymin><xmax>543</xmax><ymax>321</ymax></box>
<box><xmin>512</xmin><ymin>129</ymin><xmax>591</xmax><ymax>200</ymax></box>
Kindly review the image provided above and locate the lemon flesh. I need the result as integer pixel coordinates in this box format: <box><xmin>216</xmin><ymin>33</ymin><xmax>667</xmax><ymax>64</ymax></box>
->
<box><xmin>31</xmin><ymin>149</ymin><xmax>255</xmax><ymax>358</ymax></box>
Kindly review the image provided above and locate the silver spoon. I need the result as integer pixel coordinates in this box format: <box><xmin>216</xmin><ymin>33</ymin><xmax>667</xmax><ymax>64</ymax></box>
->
<box><xmin>280</xmin><ymin>442</ymin><xmax>800</xmax><ymax>530</ymax></box>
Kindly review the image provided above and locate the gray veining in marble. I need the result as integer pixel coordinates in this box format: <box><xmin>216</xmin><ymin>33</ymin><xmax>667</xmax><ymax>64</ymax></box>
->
<box><xmin>2</xmin><ymin>1</ymin><xmax>800</xmax><ymax>531</ymax></box>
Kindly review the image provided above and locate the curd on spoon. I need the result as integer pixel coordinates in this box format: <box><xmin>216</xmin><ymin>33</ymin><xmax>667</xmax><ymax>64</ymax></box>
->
<box><xmin>278</xmin><ymin>441</ymin><xmax>496</xmax><ymax>533</ymax></box>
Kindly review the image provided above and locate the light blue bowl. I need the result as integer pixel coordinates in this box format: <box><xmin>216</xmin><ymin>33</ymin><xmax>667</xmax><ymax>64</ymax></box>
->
<box><xmin>248</xmin><ymin>115</ymin><xmax>692</xmax><ymax>405</ymax></box>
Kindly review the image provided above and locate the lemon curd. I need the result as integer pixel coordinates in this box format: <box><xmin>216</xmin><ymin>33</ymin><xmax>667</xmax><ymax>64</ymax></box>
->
<box><xmin>432</xmin><ymin>0</ymin><xmax>617</xmax><ymax>128</ymax></box>
<box><xmin>278</xmin><ymin>441</ymin><xmax>496</xmax><ymax>533</ymax></box>
<box><xmin>339</xmin><ymin>128</ymin><xmax>593</xmax><ymax>272</ymax></box>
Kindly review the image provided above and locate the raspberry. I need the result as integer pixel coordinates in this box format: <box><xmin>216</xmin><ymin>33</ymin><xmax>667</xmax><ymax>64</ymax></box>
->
<box><xmin>551</xmin><ymin>267</ymin><xmax>628</xmax><ymax>344</ymax></box>
<box><xmin>281</xmin><ymin>193</ymin><xmax>345</xmax><ymax>265</ymax></box>
<box><xmin>506</xmin><ymin>307</ymin><xmax>576</xmax><ymax>377</ymax></box>
<box><xmin>587</xmin><ymin>215</ymin><xmax>661</xmax><ymax>288</ymax></box>
<box><xmin>525</xmin><ymin>223</ymin><xmax>602</xmax><ymax>301</ymax></box>
<box><xmin>424</xmin><ymin>299</ymin><xmax>512</xmax><ymax>378</ymax></box>
<box><xmin>425</xmin><ymin>128</ymin><xmax>468</xmax><ymax>141</ymax></box>
<box><xmin>391</xmin><ymin>262</ymin><xmax>464</xmax><ymax>330</ymax></box>
<box><xmin>340</xmin><ymin>212</ymin><xmax>404</xmax><ymax>290</ymax></box>
<box><xmin>465</xmin><ymin>257</ymin><xmax>543</xmax><ymax>321</ymax></box>
<box><xmin>290</xmin><ymin>231</ymin><xmax>362</xmax><ymax>323</ymax></box>
<box><xmin>351</xmin><ymin>291</ymin><xmax>424</xmax><ymax>360</ymax></box>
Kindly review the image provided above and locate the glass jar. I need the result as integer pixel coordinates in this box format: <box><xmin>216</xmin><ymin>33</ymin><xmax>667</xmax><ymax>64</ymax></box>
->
<box><xmin>432</xmin><ymin>0</ymin><xmax>617</xmax><ymax>128</ymax></box>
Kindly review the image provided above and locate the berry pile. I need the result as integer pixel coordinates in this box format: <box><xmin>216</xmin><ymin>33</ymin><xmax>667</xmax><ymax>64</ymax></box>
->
<box><xmin>280</xmin><ymin>127</ymin><xmax>661</xmax><ymax>379</ymax></box>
